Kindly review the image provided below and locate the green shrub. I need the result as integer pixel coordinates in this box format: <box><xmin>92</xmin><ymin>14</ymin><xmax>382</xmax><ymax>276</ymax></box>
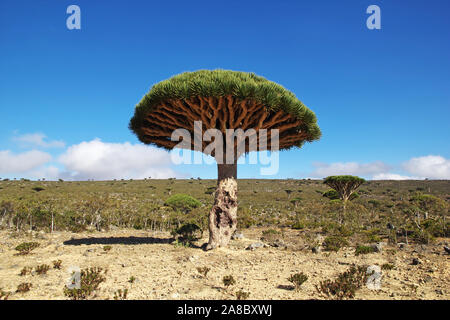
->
<box><xmin>235</xmin><ymin>289</ymin><xmax>250</xmax><ymax>300</ymax></box>
<box><xmin>420</xmin><ymin>219</ymin><xmax>449</xmax><ymax>237</ymax></box>
<box><xmin>363</xmin><ymin>228</ymin><xmax>382</xmax><ymax>243</ymax></box>
<box><xmin>113</xmin><ymin>289</ymin><xmax>128</xmax><ymax>300</ymax></box>
<box><xmin>196</xmin><ymin>267</ymin><xmax>211</xmax><ymax>278</ymax></box>
<box><xmin>338</xmin><ymin>225</ymin><xmax>355</xmax><ymax>237</ymax></box>
<box><xmin>237</xmin><ymin>207</ymin><xmax>255</xmax><ymax>228</ymax></box>
<box><xmin>262</xmin><ymin>229</ymin><xmax>280</xmax><ymax>236</ymax></box>
<box><xmin>316</xmin><ymin>265</ymin><xmax>367</xmax><ymax>299</ymax></box>
<box><xmin>64</xmin><ymin>267</ymin><xmax>106</xmax><ymax>300</ymax></box>
<box><xmin>381</xmin><ymin>263</ymin><xmax>395</xmax><ymax>270</ymax></box>
<box><xmin>291</xmin><ymin>221</ymin><xmax>305</xmax><ymax>230</ymax></box>
<box><xmin>35</xmin><ymin>264</ymin><xmax>50</xmax><ymax>275</ymax></box>
<box><xmin>410</xmin><ymin>229</ymin><xmax>434</xmax><ymax>244</ymax></box>
<box><xmin>323</xmin><ymin>189</ymin><xmax>359</xmax><ymax>201</ymax></box>
<box><xmin>288</xmin><ymin>273</ymin><xmax>308</xmax><ymax>291</ymax></box>
<box><xmin>321</xmin><ymin>221</ymin><xmax>340</xmax><ymax>235</ymax></box>
<box><xmin>323</xmin><ymin>189</ymin><xmax>340</xmax><ymax>200</ymax></box>
<box><xmin>15</xmin><ymin>242</ymin><xmax>40</xmax><ymax>255</ymax></box>
<box><xmin>410</xmin><ymin>193</ymin><xmax>446</xmax><ymax>215</ymax></box>
<box><xmin>16</xmin><ymin>283</ymin><xmax>32</xmax><ymax>293</ymax></box>
<box><xmin>368</xmin><ymin>199</ymin><xmax>381</xmax><ymax>207</ymax></box>
<box><xmin>223</xmin><ymin>275</ymin><xmax>236</xmax><ymax>288</ymax></box>
<box><xmin>53</xmin><ymin>260</ymin><xmax>62</xmax><ymax>269</ymax></box>
<box><xmin>355</xmin><ymin>245</ymin><xmax>375</xmax><ymax>256</ymax></box>
<box><xmin>20</xmin><ymin>267</ymin><xmax>32</xmax><ymax>276</ymax></box>
<box><xmin>323</xmin><ymin>236</ymin><xmax>349</xmax><ymax>252</ymax></box>
<box><xmin>165</xmin><ymin>194</ymin><xmax>201</xmax><ymax>213</ymax></box>
<box><xmin>290</xmin><ymin>197</ymin><xmax>302</xmax><ymax>206</ymax></box>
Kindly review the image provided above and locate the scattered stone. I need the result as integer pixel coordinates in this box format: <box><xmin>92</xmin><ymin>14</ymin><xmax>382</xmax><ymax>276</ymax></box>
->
<box><xmin>444</xmin><ymin>246</ymin><xmax>450</xmax><ymax>255</ymax></box>
<box><xmin>312</xmin><ymin>246</ymin><xmax>321</xmax><ymax>254</ymax></box>
<box><xmin>371</xmin><ymin>242</ymin><xmax>385</xmax><ymax>253</ymax></box>
<box><xmin>435</xmin><ymin>289</ymin><xmax>443</xmax><ymax>295</ymax></box>
<box><xmin>246</xmin><ymin>242</ymin><xmax>266</xmax><ymax>250</ymax></box>
<box><xmin>412</xmin><ymin>258</ymin><xmax>422</xmax><ymax>265</ymax></box>
<box><xmin>315</xmin><ymin>234</ymin><xmax>325</xmax><ymax>243</ymax></box>
<box><xmin>232</xmin><ymin>231</ymin><xmax>244</xmax><ymax>240</ymax></box>
<box><xmin>398</xmin><ymin>243</ymin><xmax>406</xmax><ymax>249</ymax></box>
<box><xmin>386</xmin><ymin>223</ymin><xmax>395</xmax><ymax>230</ymax></box>
<box><xmin>270</xmin><ymin>239</ymin><xmax>287</xmax><ymax>249</ymax></box>
<box><xmin>83</xmin><ymin>248</ymin><xmax>95</xmax><ymax>256</ymax></box>
<box><xmin>366</xmin><ymin>265</ymin><xmax>382</xmax><ymax>290</ymax></box>
<box><xmin>188</xmin><ymin>255</ymin><xmax>198</xmax><ymax>262</ymax></box>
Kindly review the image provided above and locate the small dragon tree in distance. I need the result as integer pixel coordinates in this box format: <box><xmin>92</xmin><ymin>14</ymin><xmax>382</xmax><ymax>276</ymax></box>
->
<box><xmin>323</xmin><ymin>175</ymin><xmax>365</xmax><ymax>202</ymax></box>
<box><xmin>129</xmin><ymin>70</ymin><xmax>321</xmax><ymax>249</ymax></box>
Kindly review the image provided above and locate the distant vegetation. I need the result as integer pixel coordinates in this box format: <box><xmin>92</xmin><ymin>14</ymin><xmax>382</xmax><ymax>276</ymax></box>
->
<box><xmin>0</xmin><ymin>179</ymin><xmax>448</xmax><ymax>245</ymax></box>
<box><xmin>165</xmin><ymin>193</ymin><xmax>202</xmax><ymax>213</ymax></box>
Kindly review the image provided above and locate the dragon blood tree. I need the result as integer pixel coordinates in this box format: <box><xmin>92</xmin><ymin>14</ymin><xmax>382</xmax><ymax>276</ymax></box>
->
<box><xmin>323</xmin><ymin>175</ymin><xmax>365</xmax><ymax>203</ymax></box>
<box><xmin>129</xmin><ymin>70</ymin><xmax>321</xmax><ymax>249</ymax></box>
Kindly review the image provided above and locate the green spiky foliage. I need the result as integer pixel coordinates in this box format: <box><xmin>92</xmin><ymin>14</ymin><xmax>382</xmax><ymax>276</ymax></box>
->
<box><xmin>323</xmin><ymin>189</ymin><xmax>359</xmax><ymax>201</ymax></box>
<box><xmin>165</xmin><ymin>194</ymin><xmax>201</xmax><ymax>213</ymax></box>
<box><xmin>409</xmin><ymin>193</ymin><xmax>447</xmax><ymax>215</ymax></box>
<box><xmin>323</xmin><ymin>176</ymin><xmax>365</xmax><ymax>202</ymax></box>
<box><xmin>129</xmin><ymin>69</ymin><xmax>321</xmax><ymax>151</ymax></box>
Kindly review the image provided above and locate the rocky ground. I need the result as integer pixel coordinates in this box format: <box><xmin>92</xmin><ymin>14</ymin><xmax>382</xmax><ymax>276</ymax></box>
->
<box><xmin>0</xmin><ymin>228</ymin><xmax>448</xmax><ymax>300</ymax></box>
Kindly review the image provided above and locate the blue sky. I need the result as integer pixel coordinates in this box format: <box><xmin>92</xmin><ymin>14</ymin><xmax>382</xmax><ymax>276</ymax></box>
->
<box><xmin>1</xmin><ymin>0</ymin><xmax>449</xmax><ymax>180</ymax></box>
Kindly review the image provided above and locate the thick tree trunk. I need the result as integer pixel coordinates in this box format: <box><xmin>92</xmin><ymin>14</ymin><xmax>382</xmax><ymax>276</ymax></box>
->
<box><xmin>205</xmin><ymin>163</ymin><xmax>238</xmax><ymax>250</ymax></box>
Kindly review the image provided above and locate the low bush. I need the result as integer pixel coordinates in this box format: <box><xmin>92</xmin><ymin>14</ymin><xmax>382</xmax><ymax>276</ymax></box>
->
<box><xmin>53</xmin><ymin>260</ymin><xmax>62</xmax><ymax>269</ymax></box>
<box><xmin>323</xmin><ymin>236</ymin><xmax>349</xmax><ymax>252</ymax></box>
<box><xmin>316</xmin><ymin>265</ymin><xmax>367</xmax><ymax>299</ymax></box>
<box><xmin>288</xmin><ymin>273</ymin><xmax>308</xmax><ymax>291</ymax></box>
<box><xmin>165</xmin><ymin>194</ymin><xmax>201</xmax><ymax>213</ymax></box>
<box><xmin>35</xmin><ymin>264</ymin><xmax>50</xmax><ymax>275</ymax></box>
<box><xmin>355</xmin><ymin>245</ymin><xmax>375</xmax><ymax>256</ymax></box>
<box><xmin>113</xmin><ymin>289</ymin><xmax>128</xmax><ymax>300</ymax></box>
<box><xmin>196</xmin><ymin>267</ymin><xmax>210</xmax><ymax>278</ymax></box>
<box><xmin>223</xmin><ymin>275</ymin><xmax>236</xmax><ymax>288</ymax></box>
<box><xmin>63</xmin><ymin>267</ymin><xmax>106</xmax><ymax>300</ymax></box>
<box><xmin>235</xmin><ymin>289</ymin><xmax>250</xmax><ymax>300</ymax></box>
<box><xmin>15</xmin><ymin>242</ymin><xmax>39</xmax><ymax>255</ymax></box>
<box><xmin>16</xmin><ymin>283</ymin><xmax>32</xmax><ymax>293</ymax></box>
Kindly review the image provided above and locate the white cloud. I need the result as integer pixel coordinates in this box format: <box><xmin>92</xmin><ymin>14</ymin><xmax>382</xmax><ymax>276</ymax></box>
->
<box><xmin>402</xmin><ymin>155</ymin><xmax>450</xmax><ymax>179</ymax></box>
<box><xmin>309</xmin><ymin>155</ymin><xmax>450</xmax><ymax>180</ymax></box>
<box><xmin>0</xmin><ymin>150</ymin><xmax>52</xmax><ymax>174</ymax></box>
<box><xmin>310</xmin><ymin>161</ymin><xmax>390</xmax><ymax>178</ymax></box>
<box><xmin>372</xmin><ymin>173</ymin><xmax>419</xmax><ymax>180</ymax></box>
<box><xmin>30</xmin><ymin>166</ymin><xmax>62</xmax><ymax>180</ymax></box>
<box><xmin>57</xmin><ymin>139</ymin><xmax>179</xmax><ymax>180</ymax></box>
<box><xmin>13</xmin><ymin>133</ymin><xmax>65</xmax><ymax>148</ymax></box>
